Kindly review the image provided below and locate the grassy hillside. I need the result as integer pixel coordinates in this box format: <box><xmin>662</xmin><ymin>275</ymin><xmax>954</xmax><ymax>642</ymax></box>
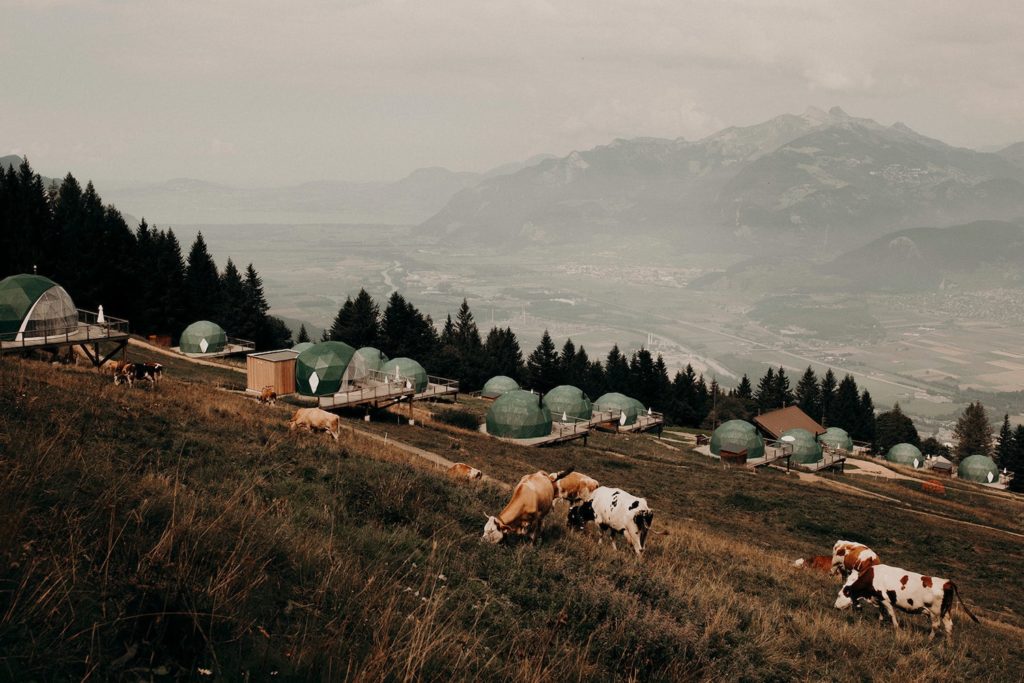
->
<box><xmin>1</xmin><ymin>357</ymin><xmax>1022</xmax><ymax>681</ymax></box>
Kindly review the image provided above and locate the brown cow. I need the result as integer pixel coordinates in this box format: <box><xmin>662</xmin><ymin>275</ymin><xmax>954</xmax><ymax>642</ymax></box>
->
<box><xmin>447</xmin><ymin>462</ymin><xmax>483</xmax><ymax>480</ymax></box>
<box><xmin>289</xmin><ymin>408</ymin><xmax>340</xmax><ymax>441</ymax></box>
<box><xmin>482</xmin><ymin>468</ymin><xmax>573</xmax><ymax>544</ymax></box>
<box><xmin>832</xmin><ymin>540</ymin><xmax>881</xmax><ymax>579</ymax></box>
<box><xmin>551</xmin><ymin>471</ymin><xmax>599</xmax><ymax>504</ymax></box>
<box><xmin>258</xmin><ymin>386</ymin><xmax>277</xmax><ymax>405</ymax></box>
<box><xmin>793</xmin><ymin>555</ymin><xmax>834</xmax><ymax>572</ymax></box>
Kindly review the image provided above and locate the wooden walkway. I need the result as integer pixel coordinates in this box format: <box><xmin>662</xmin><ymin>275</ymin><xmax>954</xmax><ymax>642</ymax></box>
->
<box><xmin>479</xmin><ymin>419</ymin><xmax>591</xmax><ymax>447</ymax></box>
<box><xmin>414</xmin><ymin>376</ymin><xmax>459</xmax><ymax>401</ymax></box>
<box><xmin>174</xmin><ymin>337</ymin><xmax>255</xmax><ymax>359</ymax></box>
<box><xmin>319</xmin><ymin>375</ymin><xmax>417</xmax><ymax>411</ymax></box>
<box><xmin>0</xmin><ymin>310</ymin><xmax>130</xmax><ymax>368</ymax></box>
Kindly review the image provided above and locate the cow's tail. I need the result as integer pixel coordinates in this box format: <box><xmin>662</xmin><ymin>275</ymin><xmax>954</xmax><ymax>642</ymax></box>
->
<box><xmin>951</xmin><ymin>583</ymin><xmax>980</xmax><ymax>624</ymax></box>
<box><xmin>551</xmin><ymin>467</ymin><xmax>575</xmax><ymax>482</ymax></box>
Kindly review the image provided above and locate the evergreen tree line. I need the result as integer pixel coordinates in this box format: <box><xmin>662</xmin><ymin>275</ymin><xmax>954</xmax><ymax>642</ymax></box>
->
<box><xmin>323</xmin><ymin>290</ymin><xmax>697</xmax><ymax>412</ymax></box>
<box><xmin>702</xmin><ymin>365</ymin><xmax>878</xmax><ymax>442</ymax></box>
<box><xmin>0</xmin><ymin>158</ymin><xmax>290</xmax><ymax>349</ymax></box>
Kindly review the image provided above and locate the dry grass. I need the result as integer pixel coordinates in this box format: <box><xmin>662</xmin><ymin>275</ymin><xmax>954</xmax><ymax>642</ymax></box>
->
<box><xmin>1</xmin><ymin>357</ymin><xmax>1022</xmax><ymax>681</ymax></box>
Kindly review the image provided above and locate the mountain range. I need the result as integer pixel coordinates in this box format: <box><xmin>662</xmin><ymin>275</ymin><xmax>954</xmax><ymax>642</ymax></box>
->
<box><xmin>421</xmin><ymin>107</ymin><xmax>1024</xmax><ymax>251</ymax></box>
<box><xmin>96</xmin><ymin>154</ymin><xmax>555</xmax><ymax>225</ymax></box>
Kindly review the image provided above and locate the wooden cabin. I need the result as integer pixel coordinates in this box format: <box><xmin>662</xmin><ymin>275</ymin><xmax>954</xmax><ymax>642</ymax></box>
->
<box><xmin>246</xmin><ymin>349</ymin><xmax>299</xmax><ymax>395</ymax></box>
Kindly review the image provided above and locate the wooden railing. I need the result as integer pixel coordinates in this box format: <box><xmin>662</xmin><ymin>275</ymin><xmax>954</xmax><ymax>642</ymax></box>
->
<box><xmin>0</xmin><ymin>309</ymin><xmax>129</xmax><ymax>349</ymax></box>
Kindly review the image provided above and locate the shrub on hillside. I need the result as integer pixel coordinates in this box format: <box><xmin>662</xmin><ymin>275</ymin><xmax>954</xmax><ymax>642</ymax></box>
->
<box><xmin>432</xmin><ymin>407</ymin><xmax>480</xmax><ymax>431</ymax></box>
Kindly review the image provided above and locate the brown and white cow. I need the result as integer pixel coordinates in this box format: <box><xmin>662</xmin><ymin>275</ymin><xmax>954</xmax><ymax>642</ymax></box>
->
<box><xmin>447</xmin><ymin>462</ymin><xmax>483</xmax><ymax>480</ymax></box>
<box><xmin>289</xmin><ymin>408</ymin><xmax>341</xmax><ymax>441</ymax></box>
<box><xmin>258</xmin><ymin>386</ymin><xmax>277</xmax><ymax>405</ymax></box>
<box><xmin>550</xmin><ymin>471</ymin><xmax>599</xmax><ymax>505</ymax></box>
<box><xmin>793</xmin><ymin>555</ymin><xmax>834</xmax><ymax>573</ymax></box>
<box><xmin>831</xmin><ymin>540</ymin><xmax>881</xmax><ymax>578</ymax></box>
<box><xmin>115</xmin><ymin>362</ymin><xmax>163</xmax><ymax>388</ymax></box>
<box><xmin>482</xmin><ymin>468</ymin><xmax>573</xmax><ymax>544</ymax></box>
<box><xmin>835</xmin><ymin>564</ymin><xmax>980</xmax><ymax>638</ymax></box>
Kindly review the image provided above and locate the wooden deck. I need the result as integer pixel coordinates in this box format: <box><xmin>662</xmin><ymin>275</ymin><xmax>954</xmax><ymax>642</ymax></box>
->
<box><xmin>414</xmin><ymin>375</ymin><xmax>459</xmax><ymax>401</ymax></box>
<box><xmin>174</xmin><ymin>337</ymin><xmax>255</xmax><ymax>359</ymax></box>
<box><xmin>319</xmin><ymin>372</ymin><xmax>417</xmax><ymax>410</ymax></box>
<box><xmin>620</xmin><ymin>411</ymin><xmax>665</xmax><ymax>434</ymax></box>
<box><xmin>0</xmin><ymin>310</ymin><xmax>130</xmax><ymax>367</ymax></box>
<box><xmin>479</xmin><ymin>419</ymin><xmax>590</xmax><ymax>447</ymax></box>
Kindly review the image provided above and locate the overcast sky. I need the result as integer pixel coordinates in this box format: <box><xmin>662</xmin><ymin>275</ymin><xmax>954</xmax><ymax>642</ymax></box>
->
<box><xmin>3</xmin><ymin>0</ymin><xmax>1023</xmax><ymax>186</ymax></box>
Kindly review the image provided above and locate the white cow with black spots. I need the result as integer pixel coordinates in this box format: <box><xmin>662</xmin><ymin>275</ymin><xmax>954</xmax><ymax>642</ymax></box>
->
<box><xmin>567</xmin><ymin>486</ymin><xmax>653</xmax><ymax>556</ymax></box>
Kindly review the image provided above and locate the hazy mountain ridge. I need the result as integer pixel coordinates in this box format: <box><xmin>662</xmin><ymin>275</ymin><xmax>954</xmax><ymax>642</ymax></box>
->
<box><xmin>421</xmin><ymin>108</ymin><xmax>1024</xmax><ymax>250</ymax></box>
<box><xmin>825</xmin><ymin>219</ymin><xmax>1024</xmax><ymax>290</ymax></box>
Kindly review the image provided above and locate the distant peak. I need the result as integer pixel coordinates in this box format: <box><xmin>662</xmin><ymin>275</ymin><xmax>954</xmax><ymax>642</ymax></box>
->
<box><xmin>828</xmin><ymin>106</ymin><xmax>849</xmax><ymax>118</ymax></box>
<box><xmin>801</xmin><ymin>105</ymin><xmax>829</xmax><ymax>121</ymax></box>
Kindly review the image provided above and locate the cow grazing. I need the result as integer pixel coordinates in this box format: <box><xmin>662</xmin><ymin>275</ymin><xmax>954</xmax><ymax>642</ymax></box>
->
<box><xmin>831</xmin><ymin>540</ymin><xmax>881</xmax><ymax>578</ymax></box>
<box><xmin>567</xmin><ymin>486</ymin><xmax>654</xmax><ymax>557</ymax></box>
<box><xmin>289</xmin><ymin>408</ymin><xmax>341</xmax><ymax>441</ymax></box>
<box><xmin>258</xmin><ymin>386</ymin><xmax>277</xmax><ymax>405</ymax></box>
<box><xmin>793</xmin><ymin>555</ymin><xmax>834</xmax><ymax>573</ymax></box>
<box><xmin>115</xmin><ymin>362</ymin><xmax>163</xmax><ymax>388</ymax></box>
<box><xmin>835</xmin><ymin>564</ymin><xmax>980</xmax><ymax>638</ymax></box>
<box><xmin>448</xmin><ymin>462</ymin><xmax>483</xmax><ymax>480</ymax></box>
<box><xmin>482</xmin><ymin>468</ymin><xmax>574</xmax><ymax>544</ymax></box>
<box><xmin>551</xmin><ymin>471</ymin><xmax>599</xmax><ymax>505</ymax></box>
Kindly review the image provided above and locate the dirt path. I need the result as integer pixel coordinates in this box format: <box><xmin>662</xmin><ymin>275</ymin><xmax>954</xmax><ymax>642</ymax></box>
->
<box><xmin>844</xmin><ymin>457</ymin><xmax>915</xmax><ymax>481</ymax></box>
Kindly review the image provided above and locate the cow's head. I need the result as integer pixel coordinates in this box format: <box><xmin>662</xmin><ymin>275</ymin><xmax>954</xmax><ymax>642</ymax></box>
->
<box><xmin>469</xmin><ymin>468</ymin><xmax>483</xmax><ymax>480</ymax></box>
<box><xmin>834</xmin><ymin>570</ymin><xmax>860</xmax><ymax>610</ymax></box>
<box><xmin>481</xmin><ymin>515</ymin><xmax>511</xmax><ymax>544</ymax></box>
<box><xmin>632</xmin><ymin>502</ymin><xmax>654</xmax><ymax>549</ymax></box>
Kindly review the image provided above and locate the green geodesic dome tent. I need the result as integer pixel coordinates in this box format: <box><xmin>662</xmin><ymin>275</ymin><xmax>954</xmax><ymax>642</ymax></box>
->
<box><xmin>381</xmin><ymin>357</ymin><xmax>428</xmax><ymax>393</ymax></box>
<box><xmin>180</xmin><ymin>320</ymin><xmax>227</xmax><ymax>354</ymax></box>
<box><xmin>958</xmin><ymin>454</ymin><xmax>999</xmax><ymax>484</ymax></box>
<box><xmin>0</xmin><ymin>274</ymin><xmax>78</xmax><ymax>342</ymax></box>
<box><xmin>629</xmin><ymin>397</ymin><xmax>648</xmax><ymax>418</ymax></box>
<box><xmin>482</xmin><ymin>375</ymin><xmax>520</xmax><ymax>399</ymax></box>
<box><xmin>819</xmin><ymin>427</ymin><xmax>854</xmax><ymax>451</ymax></box>
<box><xmin>486</xmin><ymin>390</ymin><xmax>552</xmax><ymax>439</ymax></box>
<box><xmin>781</xmin><ymin>428</ymin><xmax>823</xmax><ymax>465</ymax></box>
<box><xmin>886</xmin><ymin>443</ymin><xmax>923</xmax><ymax>468</ymax></box>
<box><xmin>292</xmin><ymin>342</ymin><xmax>314</xmax><ymax>353</ymax></box>
<box><xmin>710</xmin><ymin>420</ymin><xmax>765</xmax><ymax>459</ymax></box>
<box><xmin>543</xmin><ymin>385</ymin><xmax>593</xmax><ymax>422</ymax></box>
<box><xmin>296</xmin><ymin>341</ymin><xmax>356</xmax><ymax>396</ymax></box>
<box><xmin>594</xmin><ymin>392</ymin><xmax>639</xmax><ymax>426</ymax></box>
<box><xmin>350</xmin><ymin>347</ymin><xmax>389</xmax><ymax>381</ymax></box>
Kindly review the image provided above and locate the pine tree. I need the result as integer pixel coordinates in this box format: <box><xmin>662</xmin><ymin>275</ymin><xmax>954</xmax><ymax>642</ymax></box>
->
<box><xmin>240</xmin><ymin>264</ymin><xmax>269</xmax><ymax>341</ymax></box>
<box><xmin>328</xmin><ymin>289</ymin><xmax>380</xmax><ymax>347</ymax></box>
<box><xmin>857</xmin><ymin>390</ymin><xmax>877</xmax><ymax>446</ymax></box>
<box><xmin>774</xmin><ymin>366</ymin><xmax>794</xmax><ymax>407</ymax></box>
<box><xmin>483</xmin><ymin>326</ymin><xmax>525</xmax><ymax>381</ymax></box>
<box><xmin>453</xmin><ymin>299</ymin><xmax>482</xmax><ymax>355</ymax></box>
<box><xmin>604</xmin><ymin>345</ymin><xmax>629</xmax><ymax>393</ymax></box>
<box><xmin>832</xmin><ymin>375</ymin><xmax>861</xmax><ymax>433</ymax></box>
<box><xmin>996</xmin><ymin>414</ymin><xmax>1013</xmax><ymax>467</ymax></box>
<box><xmin>296</xmin><ymin>324</ymin><xmax>310</xmax><ymax>344</ymax></box>
<box><xmin>671</xmin><ymin>367</ymin><xmax>698</xmax><ymax>426</ymax></box>
<box><xmin>794</xmin><ymin>367</ymin><xmax>820</xmax><ymax>418</ymax></box>
<box><xmin>820</xmin><ymin>369</ymin><xmax>838</xmax><ymax>425</ymax></box>
<box><xmin>735</xmin><ymin>374</ymin><xmax>753</xmax><ymax>400</ymax></box>
<box><xmin>184</xmin><ymin>232</ymin><xmax>220</xmax><ymax>322</ymax></box>
<box><xmin>754</xmin><ymin>367</ymin><xmax>776</xmax><ymax>412</ymax></box>
<box><xmin>953</xmin><ymin>401</ymin><xmax>992</xmax><ymax>462</ymax></box>
<box><xmin>874</xmin><ymin>403</ymin><xmax>919</xmax><ymax>454</ymax></box>
<box><xmin>380</xmin><ymin>292</ymin><xmax>437</xmax><ymax>361</ymax></box>
<box><xmin>1009</xmin><ymin>425</ymin><xmax>1024</xmax><ymax>492</ymax></box>
<box><xmin>526</xmin><ymin>330</ymin><xmax>560</xmax><ymax>394</ymax></box>
<box><xmin>218</xmin><ymin>259</ymin><xmax>247</xmax><ymax>335</ymax></box>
